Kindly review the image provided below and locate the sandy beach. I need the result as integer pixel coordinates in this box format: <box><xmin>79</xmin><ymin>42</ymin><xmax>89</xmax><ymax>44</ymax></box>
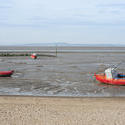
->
<box><xmin>0</xmin><ymin>96</ymin><xmax>124</xmax><ymax>125</ymax></box>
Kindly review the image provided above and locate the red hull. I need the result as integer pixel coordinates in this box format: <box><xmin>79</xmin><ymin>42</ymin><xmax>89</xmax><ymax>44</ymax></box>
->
<box><xmin>31</xmin><ymin>54</ymin><xmax>37</xmax><ymax>59</ymax></box>
<box><xmin>0</xmin><ymin>70</ymin><xmax>14</xmax><ymax>77</ymax></box>
<box><xmin>95</xmin><ymin>73</ymin><xmax>125</xmax><ymax>85</ymax></box>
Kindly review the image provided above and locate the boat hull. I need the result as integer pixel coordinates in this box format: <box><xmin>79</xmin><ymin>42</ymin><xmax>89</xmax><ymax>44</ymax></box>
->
<box><xmin>95</xmin><ymin>73</ymin><xmax>125</xmax><ymax>85</ymax></box>
<box><xmin>0</xmin><ymin>70</ymin><xmax>14</xmax><ymax>77</ymax></box>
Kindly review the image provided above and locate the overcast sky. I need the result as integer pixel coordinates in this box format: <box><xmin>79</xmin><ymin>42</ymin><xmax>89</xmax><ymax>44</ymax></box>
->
<box><xmin>0</xmin><ymin>0</ymin><xmax>125</xmax><ymax>45</ymax></box>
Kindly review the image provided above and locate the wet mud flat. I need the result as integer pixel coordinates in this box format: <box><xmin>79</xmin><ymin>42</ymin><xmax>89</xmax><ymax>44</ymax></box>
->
<box><xmin>0</xmin><ymin>47</ymin><xmax>125</xmax><ymax>96</ymax></box>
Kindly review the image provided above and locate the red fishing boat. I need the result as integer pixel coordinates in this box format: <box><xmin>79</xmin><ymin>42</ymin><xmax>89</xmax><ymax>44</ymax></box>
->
<box><xmin>95</xmin><ymin>68</ymin><xmax>125</xmax><ymax>85</ymax></box>
<box><xmin>0</xmin><ymin>70</ymin><xmax>14</xmax><ymax>77</ymax></box>
<box><xmin>31</xmin><ymin>53</ymin><xmax>37</xmax><ymax>59</ymax></box>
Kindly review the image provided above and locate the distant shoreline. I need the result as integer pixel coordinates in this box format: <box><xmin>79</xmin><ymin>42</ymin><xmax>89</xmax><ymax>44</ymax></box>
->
<box><xmin>1</xmin><ymin>45</ymin><xmax>125</xmax><ymax>47</ymax></box>
<box><xmin>0</xmin><ymin>49</ymin><xmax>125</xmax><ymax>53</ymax></box>
<box><xmin>0</xmin><ymin>46</ymin><xmax>125</xmax><ymax>56</ymax></box>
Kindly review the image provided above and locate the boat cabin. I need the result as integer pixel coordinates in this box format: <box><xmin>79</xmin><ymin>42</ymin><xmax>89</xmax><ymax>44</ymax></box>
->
<box><xmin>105</xmin><ymin>68</ymin><xmax>117</xmax><ymax>79</ymax></box>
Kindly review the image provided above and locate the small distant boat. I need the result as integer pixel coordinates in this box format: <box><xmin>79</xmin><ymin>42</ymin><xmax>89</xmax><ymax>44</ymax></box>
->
<box><xmin>95</xmin><ymin>68</ymin><xmax>125</xmax><ymax>85</ymax></box>
<box><xmin>0</xmin><ymin>70</ymin><xmax>14</xmax><ymax>77</ymax></box>
<box><xmin>31</xmin><ymin>53</ymin><xmax>37</xmax><ymax>59</ymax></box>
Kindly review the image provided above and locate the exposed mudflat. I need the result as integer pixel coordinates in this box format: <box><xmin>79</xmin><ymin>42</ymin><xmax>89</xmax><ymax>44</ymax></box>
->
<box><xmin>0</xmin><ymin>46</ymin><xmax>125</xmax><ymax>97</ymax></box>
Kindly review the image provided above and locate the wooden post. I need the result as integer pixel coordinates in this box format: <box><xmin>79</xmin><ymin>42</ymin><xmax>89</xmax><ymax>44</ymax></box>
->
<box><xmin>56</xmin><ymin>44</ymin><xmax>57</xmax><ymax>57</ymax></box>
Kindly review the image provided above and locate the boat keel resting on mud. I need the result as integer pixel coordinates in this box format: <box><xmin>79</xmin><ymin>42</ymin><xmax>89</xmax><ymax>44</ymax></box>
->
<box><xmin>95</xmin><ymin>68</ymin><xmax>125</xmax><ymax>85</ymax></box>
<box><xmin>0</xmin><ymin>70</ymin><xmax>14</xmax><ymax>77</ymax></box>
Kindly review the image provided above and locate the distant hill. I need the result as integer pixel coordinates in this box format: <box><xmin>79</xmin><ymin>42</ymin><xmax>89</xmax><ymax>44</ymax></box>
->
<box><xmin>23</xmin><ymin>42</ymin><xmax>125</xmax><ymax>47</ymax></box>
<box><xmin>3</xmin><ymin>42</ymin><xmax>125</xmax><ymax>47</ymax></box>
<box><xmin>24</xmin><ymin>42</ymin><xmax>70</xmax><ymax>46</ymax></box>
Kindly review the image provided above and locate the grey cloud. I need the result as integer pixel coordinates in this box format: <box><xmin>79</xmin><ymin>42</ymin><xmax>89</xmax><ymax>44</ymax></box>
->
<box><xmin>26</xmin><ymin>17</ymin><xmax>125</xmax><ymax>27</ymax></box>
<box><xmin>0</xmin><ymin>1</ymin><xmax>13</xmax><ymax>9</ymax></box>
<box><xmin>97</xmin><ymin>3</ymin><xmax>125</xmax><ymax>9</ymax></box>
<box><xmin>0</xmin><ymin>5</ymin><xmax>12</xmax><ymax>9</ymax></box>
<box><xmin>28</xmin><ymin>17</ymin><xmax>49</xmax><ymax>22</ymax></box>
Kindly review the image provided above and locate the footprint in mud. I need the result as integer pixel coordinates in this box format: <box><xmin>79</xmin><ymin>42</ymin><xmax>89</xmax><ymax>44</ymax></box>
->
<box><xmin>15</xmin><ymin>62</ymin><xmax>27</xmax><ymax>64</ymax></box>
<box><xmin>70</xmin><ymin>65</ymin><xmax>78</xmax><ymax>68</ymax></box>
<box><xmin>0</xmin><ymin>59</ymin><xmax>5</xmax><ymax>62</ymax></box>
<box><xmin>36</xmin><ymin>65</ymin><xmax>44</xmax><ymax>67</ymax></box>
